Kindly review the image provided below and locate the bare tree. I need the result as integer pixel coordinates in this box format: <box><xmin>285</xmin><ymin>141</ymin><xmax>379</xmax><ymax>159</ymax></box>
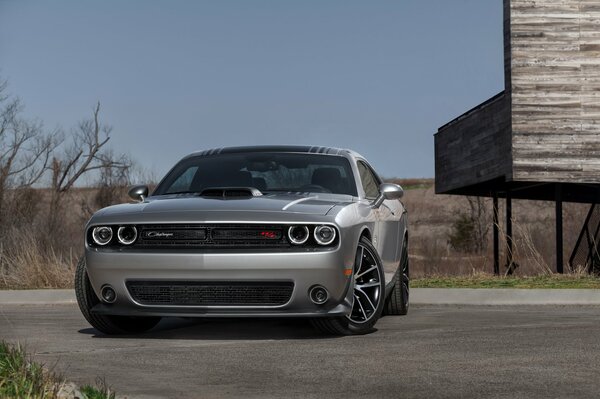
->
<box><xmin>0</xmin><ymin>79</ymin><xmax>58</xmax><ymax>224</ymax></box>
<box><xmin>0</xmin><ymin>78</ymin><xmax>135</xmax><ymax>285</ymax></box>
<box><xmin>448</xmin><ymin>196</ymin><xmax>490</xmax><ymax>254</ymax></box>
<box><xmin>467</xmin><ymin>196</ymin><xmax>490</xmax><ymax>253</ymax></box>
<box><xmin>51</xmin><ymin>102</ymin><xmax>129</xmax><ymax>193</ymax></box>
<box><xmin>47</xmin><ymin>102</ymin><xmax>131</xmax><ymax>233</ymax></box>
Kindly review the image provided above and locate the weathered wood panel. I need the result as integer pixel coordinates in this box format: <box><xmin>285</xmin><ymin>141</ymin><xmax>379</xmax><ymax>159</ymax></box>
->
<box><xmin>509</xmin><ymin>0</ymin><xmax>600</xmax><ymax>183</ymax></box>
<box><xmin>435</xmin><ymin>93</ymin><xmax>511</xmax><ymax>194</ymax></box>
<box><xmin>435</xmin><ymin>0</ymin><xmax>600</xmax><ymax>194</ymax></box>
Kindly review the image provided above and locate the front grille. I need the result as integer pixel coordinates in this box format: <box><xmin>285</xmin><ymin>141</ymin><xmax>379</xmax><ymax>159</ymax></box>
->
<box><xmin>212</xmin><ymin>228</ymin><xmax>283</xmax><ymax>241</ymax></box>
<box><xmin>134</xmin><ymin>224</ymin><xmax>289</xmax><ymax>249</ymax></box>
<box><xmin>141</xmin><ymin>228</ymin><xmax>207</xmax><ymax>241</ymax></box>
<box><xmin>127</xmin><ymin>281</ymin><xmax>294</xmax><ymax>306</ymax></box>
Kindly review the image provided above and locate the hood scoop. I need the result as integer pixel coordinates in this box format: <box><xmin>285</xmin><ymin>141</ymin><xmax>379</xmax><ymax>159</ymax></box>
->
<box><xmin>199</xmin><ymin>187</ymin><xmax>263</xmax><ymax>199</ymax></box>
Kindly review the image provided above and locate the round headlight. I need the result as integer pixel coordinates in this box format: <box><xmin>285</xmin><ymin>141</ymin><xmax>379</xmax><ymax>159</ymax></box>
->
<box><xmin>92</xmin><ymin>226</ymin><xmax>113</xmax><ymax>246</ymax></box>
<box><xmin>117</xmin><ymin>226</ymin><xmax>138</xmax><ymax>245</ymax></box>
<box><xmin>288</xmin><ymin>225</ymin><xmax>309</xmax><ymax>245</ymax></box>
<box><xmin>314</xmin><ymin>225</ymin><xmax>336</xmax><ymax>245</ymax></box>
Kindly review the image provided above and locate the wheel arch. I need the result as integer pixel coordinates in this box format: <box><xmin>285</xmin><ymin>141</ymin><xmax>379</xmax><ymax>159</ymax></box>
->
<box><xmin>358</xmin><ymin>226</ymin><xmax>372</xmax><ymax>241</ymax></box>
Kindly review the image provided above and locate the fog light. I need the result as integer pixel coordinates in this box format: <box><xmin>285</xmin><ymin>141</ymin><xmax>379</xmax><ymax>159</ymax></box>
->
<box><xmin>309</xmin><ymin>286</ymin><xmax>329</xmax><ymax>305</ymax></box>
<box><xmin>101</xmin><ymin>285</ymin><xmax>117</xmax><ymax>303</ymax></box>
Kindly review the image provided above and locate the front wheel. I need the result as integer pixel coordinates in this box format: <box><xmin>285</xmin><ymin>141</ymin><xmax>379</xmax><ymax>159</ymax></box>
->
<box><xmin>75</xmin><ymin>257</ymin><xmax>161</xmax><ymax>335</ymax></box>
<box><xmin>311</xmin><ymin>236</ymin><xmax>386</xmax><ymax>335</ymax></box>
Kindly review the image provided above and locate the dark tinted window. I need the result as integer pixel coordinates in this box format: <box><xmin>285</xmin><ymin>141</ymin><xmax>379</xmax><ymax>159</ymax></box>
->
<box><xmin>357</xmin><ymin>161</ymin><xmax>380</xmax><ymax>199</ymax></box>
<box><xmin>154</xmin><ymin>153</ymin><xmax>358</xmax><ymax>196</ymax></box>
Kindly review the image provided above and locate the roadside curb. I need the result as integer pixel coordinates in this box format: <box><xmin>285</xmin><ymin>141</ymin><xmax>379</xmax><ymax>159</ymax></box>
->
<box><xmin>1</xmin><ymin>288</ymin><xmax>600</xmax><ymax>306</ymax></box>
<box><xmin>0</xmin><ymin>289</ymin><xmax>76</xmax><ymax>304</ymax></box>
<box><xmin>412</xmin><ymin>288</ymin><xmax>600</xmax><ymax>305</ymax></box>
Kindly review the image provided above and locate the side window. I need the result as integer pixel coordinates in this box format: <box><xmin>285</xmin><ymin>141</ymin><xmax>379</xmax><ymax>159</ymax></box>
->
<box><xmin>357</xmin><ymin>161</ymin><xmax>380</xmax><ymax>199</ymax></box>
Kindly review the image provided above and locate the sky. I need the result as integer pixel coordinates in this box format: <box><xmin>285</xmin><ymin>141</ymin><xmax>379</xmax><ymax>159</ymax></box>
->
<box><xmin>0</xmin><ymin>0</ymin><xmax>504</xmax><ymax>180</ymax></box>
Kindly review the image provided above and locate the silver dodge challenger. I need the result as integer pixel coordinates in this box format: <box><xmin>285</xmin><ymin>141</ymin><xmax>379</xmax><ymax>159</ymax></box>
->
<box><xmin>76</xmin><ymin>145</ymin><xmax>409</xmax><ymax>335</ymax></box>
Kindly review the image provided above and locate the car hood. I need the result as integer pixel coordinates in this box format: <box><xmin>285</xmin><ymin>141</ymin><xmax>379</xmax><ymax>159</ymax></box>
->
<box><xmin>94</xmin><ymin>193</ymin><xmax>355</xmax><ymax>220</ymax></box>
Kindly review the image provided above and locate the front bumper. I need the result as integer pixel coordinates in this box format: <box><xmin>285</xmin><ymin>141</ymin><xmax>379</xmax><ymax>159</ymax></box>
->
<box><xmin>85</xmin><ymin>247</ymin><xmax>354</xmax><ymax>318</ymax></box>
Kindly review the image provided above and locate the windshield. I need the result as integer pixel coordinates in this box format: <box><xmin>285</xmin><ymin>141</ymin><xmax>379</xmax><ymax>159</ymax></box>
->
<box><xmin>153</xmin><ymin>152</ymin><xmax>358</xmax><ymax>196</ymax></box>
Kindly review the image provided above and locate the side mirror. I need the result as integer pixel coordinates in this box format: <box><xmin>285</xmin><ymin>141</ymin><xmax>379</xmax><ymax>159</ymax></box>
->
<box><xmin>128</xmin><ymin>185</ymin><xmax>149</xmax><ymax>202</ymax></box>
<box><xmin>371</xmin><ymin>183</ymin><xmax>404</xmax><ymax>208</ymax></box>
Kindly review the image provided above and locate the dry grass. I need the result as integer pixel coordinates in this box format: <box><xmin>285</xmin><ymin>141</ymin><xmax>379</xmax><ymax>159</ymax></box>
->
<box><xmin>0</xmin><ymin>186</ymin><xmax>132</xmax><ymax>289</ymax></box>
<box><xmin>412</xmin><ymin>271</ymin><xmax>600</xmax><ymax>289</ymax></box>
<box><xmin>386</xmin><ymin>178</ymin><xmax>434</xmax><ymax>190</ymax></box>
<box><xmin>403</xmin><ymin>187</ymin><xmax>591</xmax><ymax>278</ymax></box>
<box><xmin>0</xmin><ymin>231</ymin><xmax>75</xmax><ymax>289</ymax></box>
<box><xmin>511</xmin><ymin>222</ymin><xmax>553</xmax><ymax>275</ymax></box>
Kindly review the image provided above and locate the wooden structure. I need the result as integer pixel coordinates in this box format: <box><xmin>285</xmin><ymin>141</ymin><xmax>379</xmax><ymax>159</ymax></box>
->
<box><xmin>435</xmin><ymin>0</ymin><xmax>600</xmax><ymax>274</ymax></box>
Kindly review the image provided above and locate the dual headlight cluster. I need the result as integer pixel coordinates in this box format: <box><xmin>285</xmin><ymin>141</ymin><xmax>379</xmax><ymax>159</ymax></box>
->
<box><xmin>91</xmin><ymin>224</ymin><xmax>337</xmax><ymax>247</ymax></box>
<box><xmin>288</xmin><ymin>225</ymin><xmax>337</xmax><ymax>246</ymax></box>
<box><xmin>91</xmin><ymin>225</ymin><xmax>137</xmax><ymax>246</ymax></box>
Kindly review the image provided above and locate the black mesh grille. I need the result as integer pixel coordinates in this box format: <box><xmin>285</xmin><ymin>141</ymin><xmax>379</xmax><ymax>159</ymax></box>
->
<box><xmin>212</xmin><ymin>228</ymin><xmax>282</xmax><ymax>241</ymax></box>
<box><xmin>141</xmin><ymin>228</ymin><xmax>207</xmax><ymax>241</ymax></box>
<box><xmin>127</xmin><ymin>281</ymin><xmax>294</xmax><ymax>306</ymax></box>
<box><xmin>134</xmin><ymin>224</ymin><xmax>289</xmax><ymax>249</ymax></box>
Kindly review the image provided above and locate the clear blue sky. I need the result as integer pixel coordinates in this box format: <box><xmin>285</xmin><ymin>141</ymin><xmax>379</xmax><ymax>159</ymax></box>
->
<box><xmin>0</xmin><ymin>0</ymin><xmax>503</xmax><ymax>179</ymax></box>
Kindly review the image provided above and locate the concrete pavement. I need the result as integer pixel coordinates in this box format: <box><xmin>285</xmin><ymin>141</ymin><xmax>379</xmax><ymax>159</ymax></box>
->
<box><xmin>1</xmin><ymin>304</ymin><xmax>599</xmax><ymax>398</ymax></box>
<box><xmin>0</xmin><ymin>289</ymin><xmax>76</xmax><ymax>304</ymax></box>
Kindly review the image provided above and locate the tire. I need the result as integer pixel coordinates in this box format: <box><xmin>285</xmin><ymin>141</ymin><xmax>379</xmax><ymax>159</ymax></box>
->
<box><xmin>311</xmin><ymin>236</ymin><xmax>386</xmax><ymax>335</ymax></box>
<box><xmin>75</xmin><ymin>257</ymin><xmax>161</xmax><ymax>335</ymax></box>
<box><xmin>383</xmin><ymin>236</ymin><xmax>409</xmax><ymax>316</ymax></box>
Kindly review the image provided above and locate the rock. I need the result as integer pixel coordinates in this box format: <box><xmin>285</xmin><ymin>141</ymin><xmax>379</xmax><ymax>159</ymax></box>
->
<box><xmin>57</xmin><ymin>382</ymin><xmax>85</xmax><ymax>399</ymax></box>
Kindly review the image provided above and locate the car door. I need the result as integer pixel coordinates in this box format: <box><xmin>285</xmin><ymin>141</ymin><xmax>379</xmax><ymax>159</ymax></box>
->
<box><xmin>356</xmin><ymin>161</ymin><xmax>403</xmax><ymax>277</ymax></box>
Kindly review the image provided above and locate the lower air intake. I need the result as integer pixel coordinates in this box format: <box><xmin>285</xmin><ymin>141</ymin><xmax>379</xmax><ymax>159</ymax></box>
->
<box><xmin>126</xmin><ymin>281</ymin><xmax>294</xmax><ymax>306</ymax></box>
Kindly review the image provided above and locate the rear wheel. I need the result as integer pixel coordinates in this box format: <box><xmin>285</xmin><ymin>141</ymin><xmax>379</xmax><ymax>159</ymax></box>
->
<box><xmin>311</xmin><ymin>236</ymin><xmax>385</xmax><ymax>335</ymax></box>
<box><xmin>75</xmin><ymin>257</ymin><xmax>160</xmax><ymax>335</ymax></box>
<box><xmin>384</xmin><ymin>237</ymin><xmax>409</xmax><ymax>316</ymax></box>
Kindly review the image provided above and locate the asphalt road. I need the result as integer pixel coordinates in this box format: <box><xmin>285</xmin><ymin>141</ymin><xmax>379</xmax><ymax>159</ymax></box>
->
<box><xmin>1</xmin><ymin>304</ymin><xmax>599</xmax><ymax>399</ymax></box>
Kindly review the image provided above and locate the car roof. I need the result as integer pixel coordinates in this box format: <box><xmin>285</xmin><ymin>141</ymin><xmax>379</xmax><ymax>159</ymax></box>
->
<box><xmin>185</xmin><ymin>145</ymin><xmax>365</xmax><ymax>160</ymax></box>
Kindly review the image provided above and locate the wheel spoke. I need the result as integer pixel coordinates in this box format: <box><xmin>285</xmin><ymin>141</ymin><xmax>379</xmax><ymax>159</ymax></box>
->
<box><xmin>351</xmin><ymin>294</ymin><xmax>362</xmax><ymax>320</ymax></box>
<box><xmin>355</xmin><ymin>281</ymin><xmax>379</xmax><ymax>289</ymax></box>
<box><xmin>355</xmin><ymin>294</ymin><xmax>368</xmax><ymax>319</ymax></box>
<box><xmin>356</xmin><ymin>288</ymin><xmax>376</xmax><ymax>311</ymax></box>
<box><xmin>356</xmin><ymin>265</ymin><xmax>376</xmax><ymax>279</ymax></box>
